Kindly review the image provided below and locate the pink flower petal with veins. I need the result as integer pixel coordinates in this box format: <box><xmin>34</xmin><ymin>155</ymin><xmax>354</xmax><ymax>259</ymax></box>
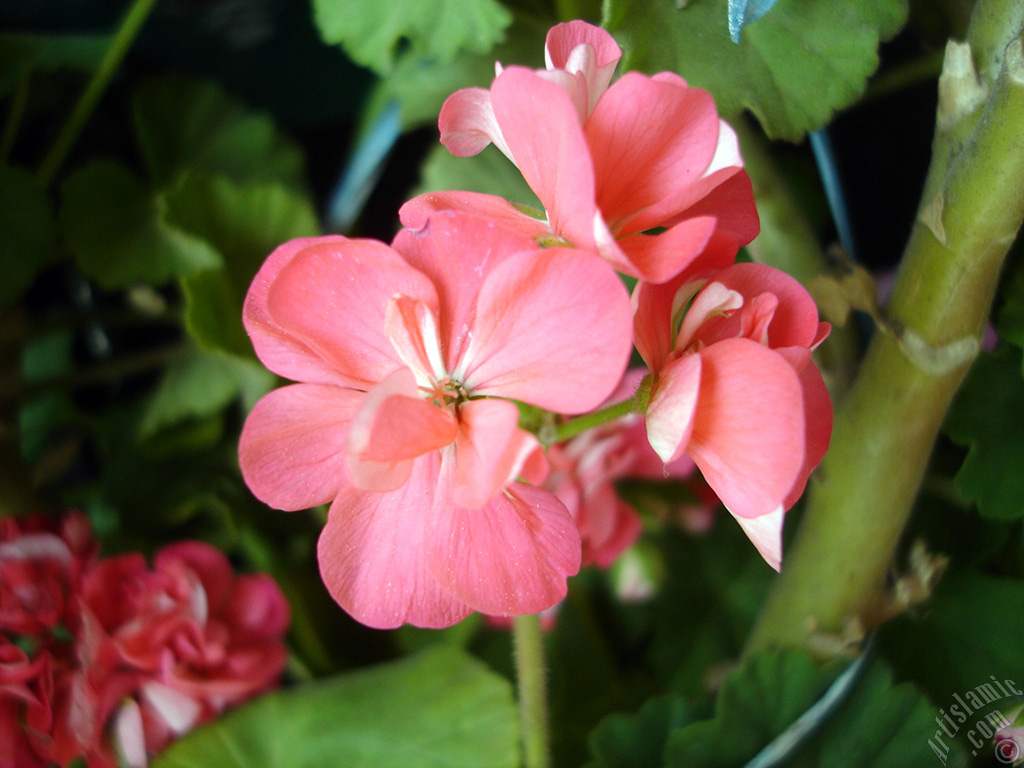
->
<box><xmin>686</xmin><ymin>339</ymin><xmax>805</xmax><ymax>519</ymax></box>
<box><xmin>439</xmin><ymin>87</ymin><xmax>511</xmax><ymax>159</ymax></box>
<box><xmin>317</xmin><ymin>455</ymin><xmax>473</xmax><ymax>630</ymax></box>
<box><xmin>239</xmin><ymin>384</ymin><xmax>362</xmax><ymax>511</ymax></box>
<box><xmin>733</xmin><ymin>505</ymin><xmax>785</xmax><ymax>571</ymax></box>
<box><xmin>264</xmin><ymin>239</ymin><xmax>438</xmax><ymax>389</ymax></box>
<box><xmin>346</xmin><ymin>369</ymin><xmax>458</xmax><ymax>492</ymax></box>
<box><xmin>427</xmin><ymin>478</ymin><xmax>580</xmax><ymax>617</ymax></box>
<box><xmin>460</xmin><ymin>247</ymin><xmax>631</xmax><ymax>413</ymax></box>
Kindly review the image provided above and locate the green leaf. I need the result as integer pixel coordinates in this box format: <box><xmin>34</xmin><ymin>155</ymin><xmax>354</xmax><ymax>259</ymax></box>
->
<box><xmin>151</xmin><ymin>645</ymin><xmax>520</xmax><ymax>768</ymax></box>
<box><xmin>880</xmin><ymin>569</ymin><xmax>1024</xmax><ymax>711</ymax></box>
<box><xmin>944</xmin><ymin>346</ymin><xmax>1024</xmax><ymax>520</ymax></box>
<box><xmin>312</xmin><ymin>0</ymin><xmax>512</xmax><ymax>76</ymax></box>
<box><xmin>163</xmin><ymin>171</ymin><xmax>320</xmax><ymax>357</ymax></box>
<box><xmin>133</xmin><ymin>75</ymin><xmax>306</xmax><ymax>189</ymax></box>
<box><xmin>0</xmin><ymin>32</ymin><xmax>110</xmax><ymax>95</ymax></box>
<box><xmin>60</xmin><ymin>160</ymin><xmax>221</xmax><ymax>289</ymax></box>
<box><xmin>415</xmin><ymin>143</ymin><xmax>541</xmax><ymax>208</ymax></box>
<box><xmin>586</xmin><ymin>695</ymin><xmax>696</xmax><ymax>768</ymax></box>
<box><xmin>664</xmin><ymin>650</ymin><xmax>963</xmax><ymax>768</ymax></box>
<box><xmin>997</xmin><ymin>256</ymin><xmax>1024</xmax><ymax>358</ymax></box>
<box><xmin>139</xmin><ymin>347</ymin><xmax>275</xmax><ymax>439</ymax></box>
<box><xmin>0</xmin><ymin>164</ymin><xmax>57</xmax><ymax>309</ymax></box>
<box><xmin>602</xmin><ymin>0</ymin><xmax>908</xmax><ymax>141</ymax></box>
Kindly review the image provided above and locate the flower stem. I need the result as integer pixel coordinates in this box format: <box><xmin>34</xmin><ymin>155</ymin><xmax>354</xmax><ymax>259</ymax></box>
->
<box><xmin>36</xmin><ymin>0</ymin><xmax>160</xmax><ymax>187</ymax></box>
<box><xmin>513</xmin><ymin>613</ymin><xmax>551</xmax><ymax>768</ymax></box>
<box><xmin>746</xmin><ymin>9</ymin><xmax>1024</xmax><ymax>655</ymax></box>
<box><xmin>547</xmin><ymin>378</ymin><xmax>650</xmax><ymax>445</ymax></box>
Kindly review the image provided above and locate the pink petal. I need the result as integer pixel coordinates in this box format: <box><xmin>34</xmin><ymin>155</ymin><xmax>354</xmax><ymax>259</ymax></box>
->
<box><xmin>732</xmin><ymin>505</ymin><xmax>784</xmax><ymax>571</ymax></box>
<box><xmin>317</xmin><ymin>455</ymin><xmax>473</xmax><ymax>629</ymax></box>
<box><xmin>154</xmin><ymin>541</ymin><xmax>233</xmax><ymax>617</ymax></box>
<box><xmin>239</xmin><ymin>384</ymin><xmax>362</xmax><ymax>511</ymax></box>
<box><xmin>545</xmin><ymin>21</ymin><xmax>621</xmax><ymax>112</ymax></box>
<box><xmin>427</xmin><ymin>480</ymin><xmax>581</xmax><ymax>616</ymax></box>
<box><xmin>688</xmin><ymin>339</ymin><xmax>805</xmax><ymax>519</ymax></box>
<box><xmin>140</xmin><ymin>681</ymin><xmax>201</xmax><ymax>736</ymax></box>
<box><xmin>782</xmin><ymin>358</ymin><xmax>833</xmax><ymax>510</ymax></box>
<box><xmin>645</xmin><ymin>353</ymin><xmax>702</xmax><ymax>464</ymax></box>
<box><xmin>696</xmin><ymin>263</ymin><xmax>822</xmax><ymax>348</ymax></box>
<box><xmin>664</xmin><ymin>168</ymin><xmax>760</xmax><ymax>247</ymax></box>
<box><xmin>113</xmin><ymin>700</ymin><xmax>147</xmax><ymax>768</ymax></box>
<box><xmin>244</xmin><ymin>236</ymin><xmax>354</xmax><ymax>386</ymax></box>
<box><xmin>399</xmin><ymin>191</ymin><xmax>549</xmax><ymax>238</ymax></box>
<box><xmin>385</xmin><ymin>295</ymin><xmax>446</xmax><ymax>383</ymax></box>
<box><xmin>452</xmin><ymin>399</ymin><xmax>543</xmax><ymax>509</ymax></box>
<box><xmin>346</xmin><ymin>369</ymin><xmax>458</xmax><ymax>492</ymax></box>
<box><xmin>459</xmin><ymin>247</ymin><xmax>631</xmax><ymax>413</ymax></box>
<box><xmin>265</xmin><ymin>239</ymin><xmax>438</xmax><ymax>389</ymax></box>
<box><xmin>392</xmin><ymin>210</ymin><xmax>546</xmax><ymax>369</ymax></box>
<box><xmin>584</xmin><ymin>72</ymin><xmax>719</xmax><ymax>234</ymax></box>
<box><xmin>614</xmin><ymin>215</ymin><xmax>718</xmax><ymax>283</ymax></box>
<box><xmin>489</xmin><ymin>67</ymin><xmax>598</xmax><ymax>249</ymax></box>
<box><xmin>439</xmin><ymin>87</ymin><xmax>512</xmax><ymax>160</ymax></box>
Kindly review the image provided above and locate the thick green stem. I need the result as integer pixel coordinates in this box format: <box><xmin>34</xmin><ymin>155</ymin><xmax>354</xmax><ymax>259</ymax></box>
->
<box><xmin>36</xmin><ymin>0</ymin><xmax>160</xmax><ymax>186</ymax></box>
<box><xmin>513</xmin><ymin>613</ymin><xmax>551</xmax><ymax>768</ymax></box>
<box><xmin>548</xmin><ymin>388</ymin><xmax>646</xmax><ymax>444</ymax></box>
<box><xmin>747</xmin><ymin>17</ymin><xmax>1024</xmax><ymax>654</ymax></box>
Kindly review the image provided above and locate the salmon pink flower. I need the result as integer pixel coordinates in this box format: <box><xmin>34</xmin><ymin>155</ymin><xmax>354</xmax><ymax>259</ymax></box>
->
<box><xmin>402</xmin><ymin>21</ymin><xmax>758</xmax><ymax>284</ymax></box>
<box><xmin>633</xmin><ymin>236</ymin><xmax>832</xmax><ymax>569</ymax></box>
<box><xmin>239</xmin><ymin>211</ymin><xmax>633</xmax><ymax>628</ymax></box>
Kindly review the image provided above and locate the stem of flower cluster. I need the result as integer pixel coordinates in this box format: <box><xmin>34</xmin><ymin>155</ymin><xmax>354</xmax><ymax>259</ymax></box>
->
<box><xmin>36</xmin><ymin>0</ymin><xmax>160</xmax><ymax>187</ymax></box>
<box><xmin>513</xmin><ymin>613</ymin><xmax>551</xmax><ymax>768</ymax></box>
<box><xmin>547</xmin><ymin>379</ymin><xmax>651</xmax><ymax>445</ymax></box>
<box><xmin>746</xmin><ymin>4</ymin><xmax>1024</xmax><ymax>656</ymax></box>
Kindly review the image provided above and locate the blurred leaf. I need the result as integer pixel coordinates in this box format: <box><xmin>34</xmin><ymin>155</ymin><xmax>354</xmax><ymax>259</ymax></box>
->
<box><xmin>133</xmin><ymin>75</ymin><xmax>306</xmax><ymax>190</ymax></box>
<box><xmin>728</xmin><ymin>0</ymin><xmax>782</xmax><ymax>42</ymax></box>
<box><xmin>0</xmin><ymin>164</ymin><xmax>57</xmax><ymax>309</ymax></box>
<box><xmin>0</xmin><ymin>32</ymin><xmax>109</xmax><ymax>95</ymax></box>
<box><xmin>586</xmin><ymin>695</ymin><xmax>696</xmax><ymax>768</ymax></box>
<box><xmin>602</xmin><ymin>0</ymin><xmax>908</xmax><ymax>141</ymax></box>
<box><xmin>139</xmin><ymin>347</ymin><xmax>275</xmax><ymax>439</ymax></box>
<box><xmin>152</xmin><ymin>645</ymin><xmax>519</xmax><ymax>768</ymax></box>
<box><xmin>163</xmin><ymin>171</ymin><xmax>320</xmax><ymax>357</ymax></box>
<box><xmin>312</xmin><ymin>0</ymin><xmax>512</xmax><ymax>76</ymax></box>
<box><xmin>880</xmin><ymin>569</ymin><xmax>1024</xmax><ymax>709</ymax></box>
<box><xmin>944</xmin><ymin>346</ymin><xmax>1024</xmax><ymax>520</ymax></box>
<box><xmin>664</xmin><ymin>650</ymin><xmax>960</xmax><ymax>767</ymax></box>
<box><xmin>60</xmin><ymin>160</ymin><xmax>221</xmax><ymax>289</ymax></box>
<box><xmin>415</xmin><ymin>143</ymin><xmax>540</xmax><ymax>208</ymax></box>
<box><xmin>998</xmin><ymin>257</ymin><xmax>1024</xmax><ymax>360</ymax></box>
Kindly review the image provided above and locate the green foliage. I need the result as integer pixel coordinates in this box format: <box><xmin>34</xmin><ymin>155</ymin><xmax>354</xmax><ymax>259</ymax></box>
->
<box><xmin>60</xmin><ymin>160</ymin><xmax>222</xmax><ymax>288</ymax></box>
<box><xmin>944</xmin><ymin>346</ymin><xmax>1024</xmax><ymax>520</ymax></box>
<box><xmin>133</xmin><ymin>75</ymin><xmax>307</xmax><ymax>190</ymax></box>
<box><xmin>151</xmin><ymin>645</ymin><xmax>520</xmax><ymax>768</ymax></box>
<box><xmin>663</xmin><ymin>650</ymin><xmax>960</xmax><ymax>768</ymax></box>
<box><xmin>586</xmin><ymin>695</ymin><xmax>696</xmax><ymax>768</ymax></box>
<box><xmin>164</xmin><ymin>171</ymin><xmax>320</xmax><ymax>357</ymax></box>
<box><xmin>0</xmin><ymin>164</ymin><xmax>57</xmax><ymax>309</ymax></box>
<box><xmin>881</xmin><ymin>569</ymin><xmax>1024</xmax><ymax>708</ymax></box>
<box><xmin>0</xmin><ymin>31</ymin><xmax>109</xmax><ymax>95</ymax></box>
<box><xmin>312</xmin><ymin>0</ymin><xmax>512</xmax><ymax>76</ymax></box>
<box><xmin>415</xmin><ymin>143</ymin><xmax>540</xmax><ymax>207</ymax></box>
<box><xmin>602</xmin><ymin>0</ymin><xmax>908</xmax><ymax>141</ymax></box>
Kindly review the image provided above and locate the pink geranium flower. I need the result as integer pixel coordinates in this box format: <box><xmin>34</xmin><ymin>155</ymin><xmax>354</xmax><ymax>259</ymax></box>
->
<box><xmin>239</xmin><ymin>210</ymin><xmax>633</xmax><ymax>629</ymax></box>
<box><xmin>633</xmin><ymin>235</ymin><xmax>832</xmax><ymax>569</ymax></box>
<box><xmin>402</xmin><ymin>21</ymin><xmax>758</xmax><ymax>284</ymax></box>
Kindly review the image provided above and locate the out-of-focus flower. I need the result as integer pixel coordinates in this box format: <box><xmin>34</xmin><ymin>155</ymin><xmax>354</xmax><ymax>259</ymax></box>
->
<box><xmin>633</xmin><ymin>237</ymin><xmax>832</xmax><ymax>569</ymax></box>
<box><xmin>71</xmin><ymin>541</ymin><xmax>289</xmax><ymax>767</ymax></box>
<box><xmin>239</xmin><ymin>210</ymin><xmax>632</xmax><ymax>628</ymax></box>
<box><xmin>545</xmin><ymin>370</ymin><xmax>695</xmax><ymax>568</ymax></box>
<box><xmin>402</xmin><ymin>21</ymin><xmax>758</xmax><ymax>284</ymax></box>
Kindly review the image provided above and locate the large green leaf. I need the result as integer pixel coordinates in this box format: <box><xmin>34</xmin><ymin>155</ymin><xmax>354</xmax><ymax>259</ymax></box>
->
<box><xmin>60</xmin><ymin>160</ymin><xmax>221</xmax><ymax>289</ymax></box>
<box><xmin>133</xmin><ymin>75</ymin><xmax>306</xmax><ymax>190</ymax></box>
<box><xmin>944</xmin><ymin>346</ymin><xmax>1024</xmax><ymax>520</ymax></box>
<box><xmin>151</xmin><ymin>645</ymin><xmax>519</xmax><ymax>768</ymax></box>
<box><xmin>602</xmin><ymin>0</ymin><xmax>908</xmax><ymax>141</ymax></box>
<box><xmin>312</xmin><ymin>0</ymin><xmax>512</xmax><ymax>76</ymax></box>
<box><xmin>586</xmin><ymin>695</ymin><xmax>696</xmax><ymax>768</ymax></box>
<box><xmin>0</xmin><ymin>164</ymin><xmax>57</xmax><ymax>309</ymax></box>
<box><xmin>163</xmin><ymin>171</ymin><xmax>320</xmax><ymax>357</ymax></box>
<box><xmin>415</xmin><ymin>143</ymin><xmax>540</xmax><ymax>208</ymax></box>
<box><xmin>664</xmin><ymin>650</ymin><xmax>963</xmax><ymax>768</ymax></box>
<box><xmin>139</xmin><ymin>347</ymin><xmax>275</xmax><ymax>439</ymax></box>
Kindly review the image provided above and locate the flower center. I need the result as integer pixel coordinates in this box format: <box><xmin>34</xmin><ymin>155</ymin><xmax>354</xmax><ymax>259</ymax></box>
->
<box><xmin>422</xmin><ymin>376</ymin><xmax>469</xmax><ymax>409</ymax></box>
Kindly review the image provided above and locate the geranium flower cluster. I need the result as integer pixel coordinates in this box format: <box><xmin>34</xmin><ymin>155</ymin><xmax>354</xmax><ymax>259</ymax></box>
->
<box><xmin>0</xmin><ymin>513</ymin><xmax>288</xmax><ymax>768</ymax></box>
<box><xmin>239</xmin><ymin>21</ymin><xmax>832</xmax><ymax>630</ymax></box>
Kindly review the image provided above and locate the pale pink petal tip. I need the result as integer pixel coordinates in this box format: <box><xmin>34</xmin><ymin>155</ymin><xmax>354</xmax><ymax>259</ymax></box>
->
<box><xmin>732</xmin><ymin>504</ymin><xmax>785</xmax><ymax>571</ymax></box>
